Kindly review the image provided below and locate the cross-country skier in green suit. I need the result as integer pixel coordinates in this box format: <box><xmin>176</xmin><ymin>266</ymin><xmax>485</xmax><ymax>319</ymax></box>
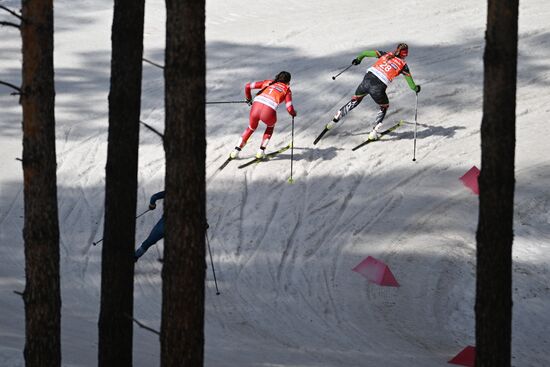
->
<box><xmin>326</xmin><ymin>43</ymin><xmax>421</xmax><ymax>140</ymax></box>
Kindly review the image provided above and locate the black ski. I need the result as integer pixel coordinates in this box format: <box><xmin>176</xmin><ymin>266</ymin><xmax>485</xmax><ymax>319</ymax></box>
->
<box><xmin>351</xmin><ymin>120</ymin><xmax>404</xmax><ymax>151</ymax></box>
<box><xmin>238</xmin><ymin>144</ymin><xmax>291</xmax><ymax>169</ymax></box>
<box><xmin>313</xmin><ymin>126</ymin><xmax>330</xmax><ymax>145</ymax></box>
<box><xmin>217</xmin><ymin>156</ymin><xmax>234</xmax><ymax>171</ymax></box>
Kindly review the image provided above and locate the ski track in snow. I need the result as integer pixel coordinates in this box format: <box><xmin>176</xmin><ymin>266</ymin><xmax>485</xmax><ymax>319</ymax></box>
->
<box><xmin>366</xmin><ymin>191</ymin><xmax>475</xmax><ymax>356</ymax></box>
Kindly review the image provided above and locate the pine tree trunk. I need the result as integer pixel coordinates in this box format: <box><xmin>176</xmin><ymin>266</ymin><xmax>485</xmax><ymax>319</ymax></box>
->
<box><xmin>20</xmin><ymin>1</ymin><xmax>61</xmax><ymax>366</ymax></box>
<box><xmin>476</xmin><ymin>1</ymin><xmax>518</xmax><ymax>366</ymax></box>
<box><xmin>98</xmin><ymin>0</ymin><xmax>145</xmax><ymax>366</ymax></box>
<box><xmin>161</xmin><ymin>0</ymin><xmax>206</xmax><ymax>365</ymax></box>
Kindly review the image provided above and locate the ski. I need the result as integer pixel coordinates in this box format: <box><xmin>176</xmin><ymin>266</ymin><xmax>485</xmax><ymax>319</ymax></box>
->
<box><xmin>351</xmin><ymin>120</ymin><xmax>404</xmax><ymax>151</ymax></box>
<box><xmin>313</xmin><ymin>126</ymin><xmax>330</xmax><ymax>145</ymax></box>
<box><xmin>238</xmin><ymin>144</ymin><xmax>291</xmax><ymax>169</ymax></box>
<box><xmin>217</xmin><ymin>156</ymin><xmax>234</xmax><ymax>171</ymax></box>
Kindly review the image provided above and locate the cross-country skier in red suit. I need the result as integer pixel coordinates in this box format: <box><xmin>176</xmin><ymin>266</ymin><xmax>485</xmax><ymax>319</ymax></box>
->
<box><xmin>230</xmin><ymin>71</ymin><xmax>297</xmax><ymax>159</ymax></box>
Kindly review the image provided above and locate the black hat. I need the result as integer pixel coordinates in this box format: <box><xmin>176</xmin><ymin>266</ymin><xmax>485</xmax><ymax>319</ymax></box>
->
<box><xmin>275</xmin><ymin>71</ymin><xmax>291</xmax><ymax>83</ymax></box>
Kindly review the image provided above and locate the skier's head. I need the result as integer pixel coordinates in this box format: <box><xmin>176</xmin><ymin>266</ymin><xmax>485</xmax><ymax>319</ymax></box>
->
<box><xmin>395</xmin><ymin>43</ymin><xmax>409</xmax><ymax>58</ymax></box>
<box><xmin>275</xmin><ymin>71</ymin><xmax>291</xmax><ymax>84</ymax></box>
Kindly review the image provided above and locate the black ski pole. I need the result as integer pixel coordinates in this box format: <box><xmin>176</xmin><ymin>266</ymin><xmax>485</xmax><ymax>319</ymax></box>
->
<box><xmin>206</xmin><ymin>231</ymin><xmax>220</xmax><ymax>295</ymax></box>
<box><xmin>142</xmin><ymin>57</ymin><xmax>164</xmax><ymax>70</ymax></box>
<box><xmin>140</xmin><ymin>120</ymin><xmax>164</xmax><ymax>140</ymax></box>
<box><xmin>412</xmin><ymin>93</ymin><xmax>419</xmax><ymax>162</ymax></box>
<box><xmin>206</xmin><ymin>100</ymin><xmax>248</xmax><ymax>104</ymax></box>
<box><xmin>92</xmin><ymin>209</ymin><xmax>151</xmax><ymax>246</ymax></box>
<box><xmin>288</xmin><ymin>116</ymin><xmax>295</xmax><ymax>183</ymax></box>
<box><xmin>332</xmin><ymin>64</ymin><xmax>353</xmax><ymax>80</ymax></box>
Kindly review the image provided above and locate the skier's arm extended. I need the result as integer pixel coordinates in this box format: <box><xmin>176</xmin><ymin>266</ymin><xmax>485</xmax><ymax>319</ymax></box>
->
<box><xmin>352</xmin><ymin>50</ymin><xmax>387</xmax><ymax>65</ymax></box>
<box><xmin>149</xmin><ymin>191</ymin><xmax>165</xmax><ymax>209</ymax></box>
<box><xmin>356</xmin><ymin>50</ymin><xmax>382</xmax><ymax>62</ymax></box>
<box><xmin>401</xmin><ymin>65</ymin><xmax>420</xmax><ymax>92</ymax></box>
<box><xmin>285</xmin><ymin>89</ymin><xmax>297</xmax><ymax>117</ymax></box>
<box><xmin>245</xmin><ymin>80</ymin><xmax>269</xmax><ymax>101</ymax></box>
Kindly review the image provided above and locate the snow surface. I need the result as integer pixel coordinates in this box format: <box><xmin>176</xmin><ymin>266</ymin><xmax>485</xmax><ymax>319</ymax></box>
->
<box><xmin>1</xmin><ymin>0</ymin><xmax>550</xmax><ymax>366</ymax></box>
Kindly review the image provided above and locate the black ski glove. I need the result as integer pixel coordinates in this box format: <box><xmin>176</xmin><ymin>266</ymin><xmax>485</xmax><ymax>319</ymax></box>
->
<box><xmin>415</xmin><ymin>85</ymin><xmax>421</xmax><ymax>93</ymax></box>
<box><xmin>352</xmin><ymin>58</ymin><xmax>361</xmax><ymax>65</ymax></box>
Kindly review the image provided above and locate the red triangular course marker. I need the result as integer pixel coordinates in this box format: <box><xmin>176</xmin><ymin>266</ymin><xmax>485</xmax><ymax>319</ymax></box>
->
<box><xmin>459</xmin><ymin>166</ymin><xmax>480</xmax><ymax>195</ymax></box>
<box><xmin>352</xmin><ymin>256</ymin><xmax>399</xmax><ymax>287</ymax></box>
<box><xmin>448</xmin><ymin>345</ymin><xmax>475</xmax><ymax>366</ymax></box>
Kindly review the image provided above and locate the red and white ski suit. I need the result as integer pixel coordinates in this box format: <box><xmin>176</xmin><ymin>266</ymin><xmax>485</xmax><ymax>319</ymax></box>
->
<box><xmin>237</xmin><ymin>80</ymin><xmax>296</xmax><ymax>149</ymax></box>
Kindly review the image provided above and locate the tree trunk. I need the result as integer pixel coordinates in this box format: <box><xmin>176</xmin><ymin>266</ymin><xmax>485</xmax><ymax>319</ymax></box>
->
<box><xmin>98</xmin><ymin>0</ymin><xmax>144</xmax><ymax>366</ymax></box>
<box><xmin>161</xmin><ymin>0</ymin><xmax>206</xmax><ymax>366</ymax></box>
<box><xmin>20</xmin><ymin>1</ymin><xmax>61</xmax><ymax>366</ymax></box>
<box><xmin>476</xmin><ymin>1</ymin><xmax>518</xmax><ymax>366</ymax></box>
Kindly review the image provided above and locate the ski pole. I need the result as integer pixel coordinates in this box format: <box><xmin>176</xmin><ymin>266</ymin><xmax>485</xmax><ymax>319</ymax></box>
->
<box><xmin>412</xmin><ymin>93</ymin><xmax>419</xmax><ymax>162</ymax></box>
<box><xmin>205</xmin><ymin>231</ymin><xmax>220</xmax><ymax>295</ymax></box>
<box><xmin>206</xmin><ymin>100</ymin><xmax>248</xmax><ymax>105</ymax></box>
<box><xmin>140</xmin><ymin>120</ymin><xmax>164</xmax><ymax>140</ymax></box>
<box><xmin>142</xmin><ymin>57</ymin><xmax>164</xmax><ymax>70</ymax></box>
<box><xmin>332</xmin><ymin>64</ymin><xmax>353</xmax><ymax>80</ymax></box>
<box><xmin>92</xmin><ymin>209</ymin><xmax>151</xmax><ymax>246</ymax></box>
<box><xmin>288</xmin><ymin>116</ymin><xmax>295</xmax><ymax>183</ymax></box>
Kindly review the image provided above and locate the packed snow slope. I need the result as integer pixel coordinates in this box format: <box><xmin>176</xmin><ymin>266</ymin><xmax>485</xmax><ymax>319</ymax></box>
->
<box><xmin>1</xmin><ymin>0</ymin><xmax>550</xmax><ymax>366</ymax></box>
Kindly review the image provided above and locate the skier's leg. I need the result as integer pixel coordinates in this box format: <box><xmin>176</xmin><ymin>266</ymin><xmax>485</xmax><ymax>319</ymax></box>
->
<box><xmin>367</xmin><ymin>104</ymin><xmax>389</xmax><ymax>140</ymax></box>
<box><xmin>368</xmin><ymin>82</ymin><xmax>390</xmax><ymax>140</ymax></box>
<box><xmin>328</xmin><ymin>73</ymin><xmax>370</xmax><ymax>128</ymax></box>
<box><xmin>238</xmin><ymin>107</ymin><xmax>261</xmax><ymax>148</ymax></box>
<box><xmin>230</xmin><ymin>104</ymin><xmax>261</xmax><ymax>158</ymax></box>
<box><xmin>332</xmin><ymin>95</ymin><xmax>364</xmax><ymax>123</ymax></box>
<box><xmin>260</xmin><ymin>125</ymin><xmax>275</xmax><ymax>149</ymax></box>
<box><xmin>255</xmin><ymin>124</ymin><xmax>275</xmax><ymax>158</ymax></box>
<box><xmin>374</xmin><ymin>104</ymin><xmax>389</xmax><ymax>126</ymax></box>
<box><xmin>257</xmin><ymin>108</ymin><xmax>277</xmax><ymax>158</ymax></box>
<box><xmin>135</xmin><ymin>217</ymin><xmax>165</xmax><ymax>260</ymax></box>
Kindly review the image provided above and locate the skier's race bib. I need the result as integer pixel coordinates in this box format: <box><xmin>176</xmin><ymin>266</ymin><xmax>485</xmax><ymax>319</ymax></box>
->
<box><xmin>369</xmin><ymin>53</ymin><xmax>407</xmax><ymax>85</ymax></box>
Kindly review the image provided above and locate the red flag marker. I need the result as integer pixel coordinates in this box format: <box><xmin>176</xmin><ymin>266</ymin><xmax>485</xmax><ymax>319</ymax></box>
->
<box><xmin>459</xmin><ymin>166</ymin><xmax>480</xmax><ymax>195</ymax></box>
<box><xmin>448</xmin><ymin>345</ymin><xmax>475</xmax><ymax>366</ymax></box>
<box><xmin>352</xmin><ymin>256</ymin><xmax>399</xmax><ymax>287</ymax></box>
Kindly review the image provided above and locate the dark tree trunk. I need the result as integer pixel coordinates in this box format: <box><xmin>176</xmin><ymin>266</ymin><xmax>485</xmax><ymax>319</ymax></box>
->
<box><xmin>20</xmin><ymin>1</ymin><xmax>61</xmax><ymax>366</ymax></box>
<box><xmin>476</xmin><ymin>1</ymin><xmax>518</xmax><ymax>366</ymax></box>
<box><xmin>98</xmin><ymin>0</ymin><xmax>144</xmax><ymax>366</ymax></box>
<box><xmin>161</xmin><ymin>0</ymin><xmax>206</xmax><ymax>366</ymax></box>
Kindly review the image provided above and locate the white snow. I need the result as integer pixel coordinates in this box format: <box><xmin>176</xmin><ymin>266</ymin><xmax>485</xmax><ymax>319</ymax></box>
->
<box><xmin>1</xmin><ymin>0</ymin><xmax>550</xmax><ymax>366</ymax></box>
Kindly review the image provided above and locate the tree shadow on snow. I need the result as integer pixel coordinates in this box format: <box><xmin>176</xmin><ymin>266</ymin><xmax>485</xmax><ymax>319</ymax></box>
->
<box><xmin>2</xmin><ymin>164</ymin><xmax>550</xmax><ymax>366</ymax></box>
